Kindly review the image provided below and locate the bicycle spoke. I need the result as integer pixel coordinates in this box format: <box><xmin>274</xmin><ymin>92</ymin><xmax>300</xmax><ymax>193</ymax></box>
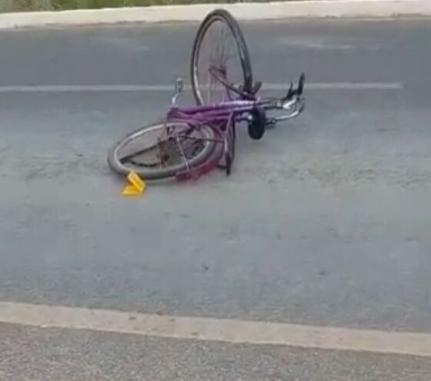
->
<box><xmin>174</xmin><ymin>133</ymin><xmax>191</xmax><ymax>172</ymax></box>
<box><xmin>195</xmin><ymin>16</ymin><xmax>245</xmax><ymax>104</ymax></box>
<box><xmin>119</xmin><ymin>145</ymin><xmax>157</xmax><ymax>163</ymax></box>
<box><xmin>177</xmin><ymin>135</ymin><xmax>222</xmax><ymax>144</ymax></box>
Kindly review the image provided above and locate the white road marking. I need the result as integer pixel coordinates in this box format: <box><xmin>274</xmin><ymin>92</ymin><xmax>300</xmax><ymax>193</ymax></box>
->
<box><xmin>0</xmin><ymin>82</ymin><xmax>403</xmax><ymax>93</ymax></box>
<box><xmin>0</xmin><ymin>301</ymin><xmax>430</xmax><ymax>357</ymax></box>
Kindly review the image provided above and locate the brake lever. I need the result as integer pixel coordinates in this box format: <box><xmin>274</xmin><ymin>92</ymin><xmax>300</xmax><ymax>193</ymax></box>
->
<box><xmin>285</xmin><ymin>81</ymin><xmax>294</xmax><ymax>100</ymax></box>
<box><xmin>297</xmin><ymin>73</ymin><xmax>305</xmax><ymax>96</ymax></box>
<box><xmin>283</xmin><ymin>73</ymin><xmax>306</xmax><ymax>101</ymax></box>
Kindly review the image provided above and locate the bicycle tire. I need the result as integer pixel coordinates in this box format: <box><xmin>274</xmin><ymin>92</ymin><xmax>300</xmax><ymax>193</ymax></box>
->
<box><xmin>190</xmin><ymin>9</ymin><xmax>253</xmax><ymax>105</ymax></box>
<box><xmin>107</xmin><ymin>121</ymin><xmax>218</xmax><ymax>180</ymax></box>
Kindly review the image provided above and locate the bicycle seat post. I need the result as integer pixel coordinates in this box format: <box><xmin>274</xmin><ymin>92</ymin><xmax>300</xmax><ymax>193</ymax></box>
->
<box><xmin>171</xmin><ymin>77</ymin><xmax>184</xmax><ymax>105</ymax></box>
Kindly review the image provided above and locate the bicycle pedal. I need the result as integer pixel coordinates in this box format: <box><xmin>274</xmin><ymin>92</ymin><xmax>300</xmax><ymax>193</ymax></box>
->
<box><xmin>121</xmin><ymin>171</ymin><xmax>146</xmax><ymax>196</ymax></box>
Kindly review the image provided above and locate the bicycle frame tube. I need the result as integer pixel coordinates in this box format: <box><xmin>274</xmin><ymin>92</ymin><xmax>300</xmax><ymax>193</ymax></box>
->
<box><xmin>208</xmin><ymin>65</ymin><xmax>256</xmax><ymax>101</ymax></box>
<box><xmin>168</xmin><ymin>100</ymin><xmax>256</xmax><ymax>124</ymax></box>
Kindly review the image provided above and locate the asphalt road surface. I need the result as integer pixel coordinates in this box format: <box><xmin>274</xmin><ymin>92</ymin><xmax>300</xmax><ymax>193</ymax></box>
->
<box><xmin>1</xmin><ymin>17</ymin><xmax>431</xmax><ymax>380</ymax></box>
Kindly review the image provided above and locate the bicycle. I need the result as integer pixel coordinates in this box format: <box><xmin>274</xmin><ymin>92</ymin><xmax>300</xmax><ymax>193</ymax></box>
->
<box><xmin>107</xmin><ymin>9</ymin><xmax>305</xmax><ymax>181</ymax></box>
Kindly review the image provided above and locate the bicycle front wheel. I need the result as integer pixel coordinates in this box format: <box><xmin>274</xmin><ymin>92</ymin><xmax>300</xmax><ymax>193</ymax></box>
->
<box><xmin>190</xmin><ymin>9</ymin><xmax>253</xmax><ymax>105</ymax></box>
<box><xmin>107</xmin><ymin>121</ymin><xmax>218</xmax><ymax>180</ymax></box>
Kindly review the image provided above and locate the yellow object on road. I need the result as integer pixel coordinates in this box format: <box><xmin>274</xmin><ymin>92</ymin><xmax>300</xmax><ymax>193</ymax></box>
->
<box><xmin>121</xmin><ymin>171</ymin><xmax>146</xmax><ymax>196</ymax></box>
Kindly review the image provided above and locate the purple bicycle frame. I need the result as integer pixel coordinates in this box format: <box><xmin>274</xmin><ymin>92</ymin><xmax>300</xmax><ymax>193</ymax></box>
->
<box><xmin>166</xmin><ymin>98</ymin><xmax>257</xmax><ymax>180</ymax></box>
<box><xmin>160</xmin><ymin>67</ymin><xmax>304</xmax><ymax>180</ymax></box>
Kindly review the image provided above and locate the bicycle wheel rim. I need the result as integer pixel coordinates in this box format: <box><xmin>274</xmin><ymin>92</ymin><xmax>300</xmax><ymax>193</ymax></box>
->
<box><xmin>191</xmin><ymin>9</ymin><xmax>253</xmax><ymax>105</ymax></box>
<box><xmin>108</xmin><ymin>121</ymin><xmax>218</xmax><ymax>180</ymax></box>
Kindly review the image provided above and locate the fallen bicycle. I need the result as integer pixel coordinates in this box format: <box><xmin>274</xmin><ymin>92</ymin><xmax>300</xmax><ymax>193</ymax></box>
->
<box><xmin>108</xmin><ymin>9</ymin><xmax>305</xmax><ymax>181</ymax></box>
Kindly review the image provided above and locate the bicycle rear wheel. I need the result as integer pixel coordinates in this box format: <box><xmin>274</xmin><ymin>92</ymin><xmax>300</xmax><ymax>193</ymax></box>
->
<box><xmin>190</xmin><ymin>9</ymin><xmax>253</xmax><ymax>105</ymax></box>
<box><xmin>107</xmin><ymin>121</ymin><xmax>218</xmax><ymax>180</ymax></box>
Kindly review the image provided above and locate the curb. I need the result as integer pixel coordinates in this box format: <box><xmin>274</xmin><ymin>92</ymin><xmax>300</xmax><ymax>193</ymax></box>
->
<box><xmin>0</xmin><ymin>0</ymin><xmax>431</xmax><ymax>29</ymax></box>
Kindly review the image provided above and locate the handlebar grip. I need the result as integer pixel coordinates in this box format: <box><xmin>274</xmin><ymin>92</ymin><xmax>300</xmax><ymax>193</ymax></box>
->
<box><xmin>297</xmin><ymin>73</ymin><xmax>305</xmax><ymax>96</ymax></box>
